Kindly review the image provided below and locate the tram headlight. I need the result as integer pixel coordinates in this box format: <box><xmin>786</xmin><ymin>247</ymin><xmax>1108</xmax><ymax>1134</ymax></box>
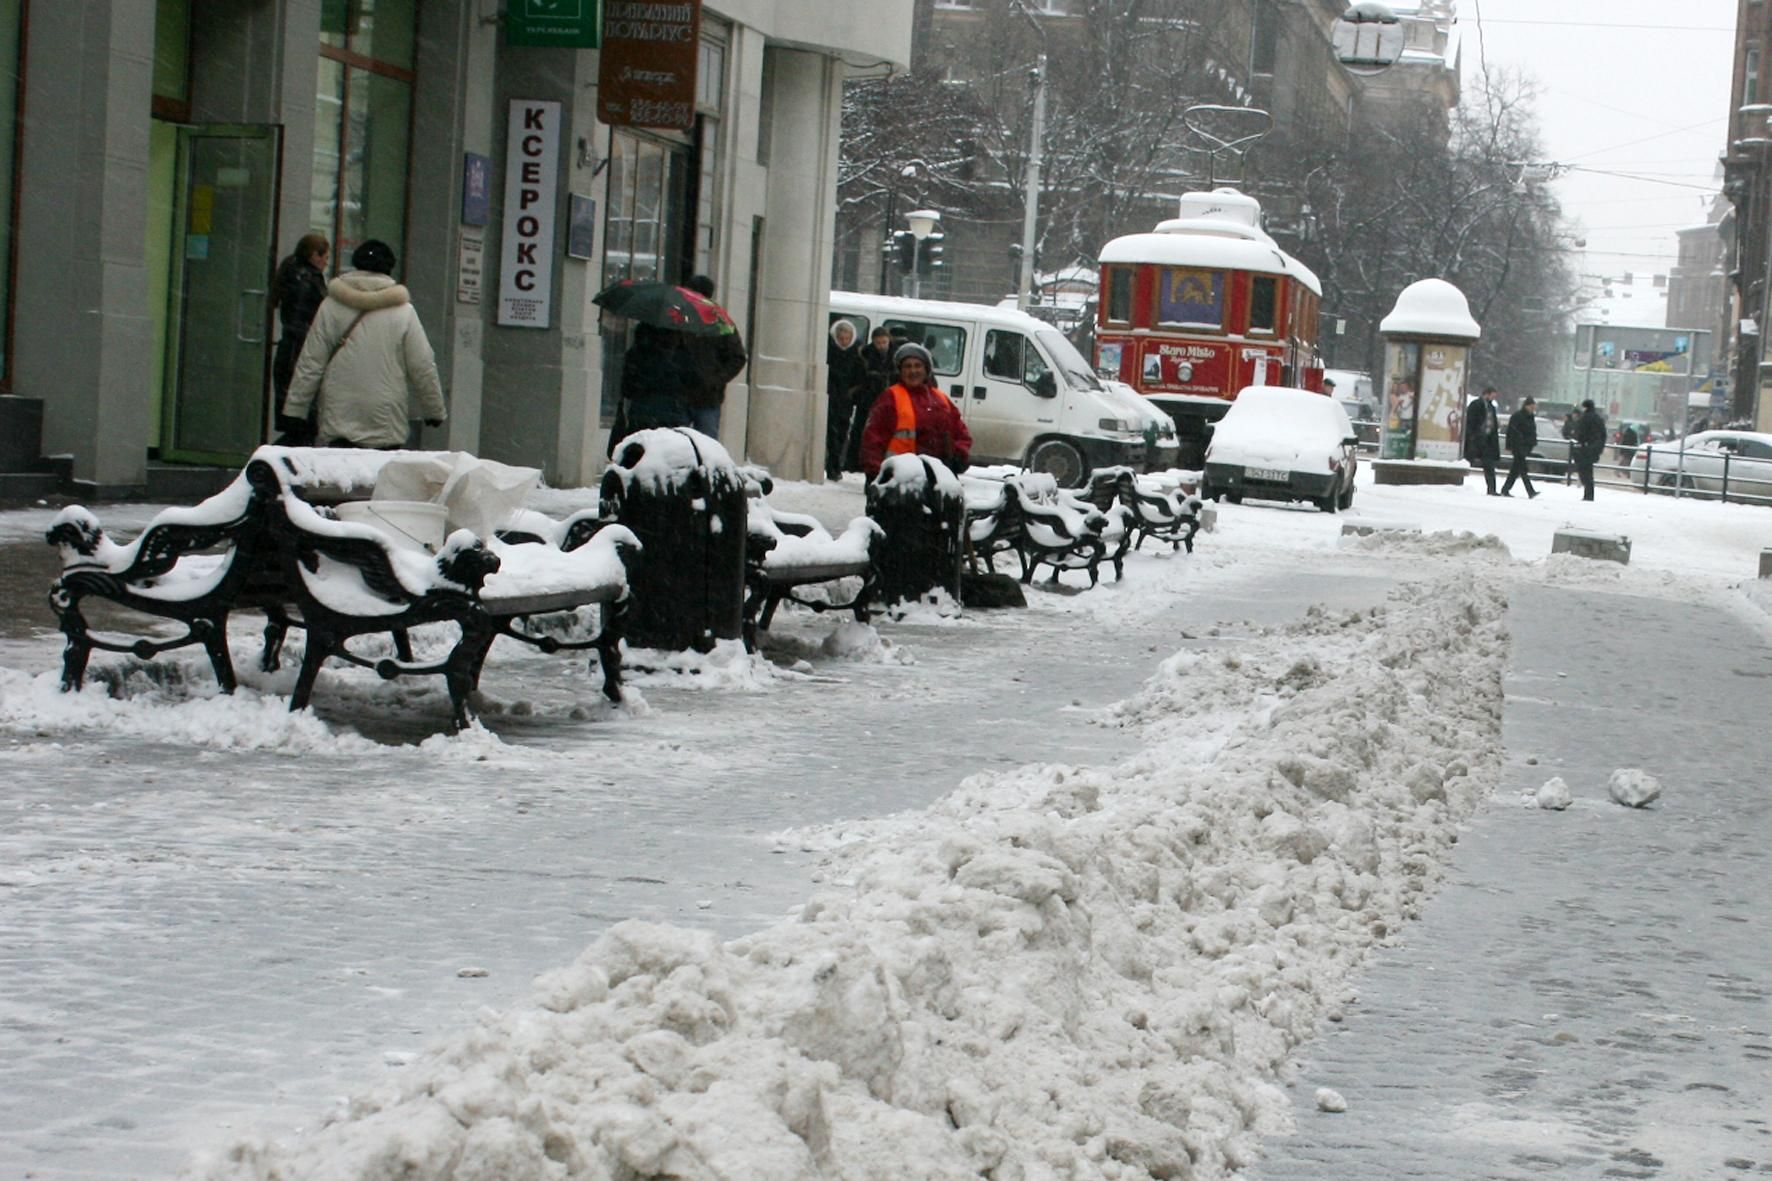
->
<box><xmin>1175</xmin><ymin>362</ymin><xmax>1194</xmax><ymax>382</ymax></box>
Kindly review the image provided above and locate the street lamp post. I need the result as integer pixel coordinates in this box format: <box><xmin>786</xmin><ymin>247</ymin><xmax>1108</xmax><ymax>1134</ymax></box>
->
<box><xmin>906</xmin><ymin>208</ymin><xmax>941</xmax><ymax>301</ymax></box>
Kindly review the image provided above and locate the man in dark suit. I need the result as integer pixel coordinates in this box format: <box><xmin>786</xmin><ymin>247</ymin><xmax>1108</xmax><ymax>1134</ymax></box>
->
<box><xmin>1575</xmin><ymin>398</ymin><xmax>1608</xmax><ymax>501</ymax></box>
<box><xmin>1500</xmin><ymin>396</ymin><xmax>1540</xmax><ymax>498</ymax></box>
<box><xmin>1464</xmin><ymin>386</ymin><xmax>1502</xmax><ymax>495</ymax></box>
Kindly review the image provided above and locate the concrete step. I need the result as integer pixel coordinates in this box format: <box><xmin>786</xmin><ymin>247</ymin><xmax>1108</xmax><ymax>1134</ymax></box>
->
<box><xmin>0</xmin><ymin>471</ymin><xmax>60</xmax><ymax>501</ymax></box>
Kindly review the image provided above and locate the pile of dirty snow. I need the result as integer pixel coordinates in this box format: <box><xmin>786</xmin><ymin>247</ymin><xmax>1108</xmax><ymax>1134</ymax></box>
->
<box><xmin>191</xmin><ymin>574</ymin><xmax>1507</xmax><ymax>1181</ymax></box>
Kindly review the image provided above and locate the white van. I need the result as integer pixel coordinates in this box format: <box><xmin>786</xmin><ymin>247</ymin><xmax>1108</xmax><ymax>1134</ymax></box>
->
<box><xmin>829</xmin><ymin>292</ymin><xmax>1177</xmax><ymax>484</ymax></box>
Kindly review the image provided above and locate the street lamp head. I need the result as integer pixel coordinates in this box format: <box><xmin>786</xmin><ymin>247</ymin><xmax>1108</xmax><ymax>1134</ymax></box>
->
<box><xmin>906</xmin><ymin>209</ymin><xmax>942</xmax><ymax>240</ymax></box>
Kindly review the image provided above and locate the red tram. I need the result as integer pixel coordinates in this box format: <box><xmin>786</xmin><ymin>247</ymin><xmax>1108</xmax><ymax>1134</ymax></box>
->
<box><xmin>1095</xmin><ymin>188</ymin><xmax>1323</xmax><ymax>465</ymax></box>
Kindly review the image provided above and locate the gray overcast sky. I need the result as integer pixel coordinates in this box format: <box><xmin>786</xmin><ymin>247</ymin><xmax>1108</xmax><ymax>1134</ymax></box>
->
<box><xmin>1460</xmin><ymin>0</ymin><xmax>1737</xmax><ymax>275</ymax></box>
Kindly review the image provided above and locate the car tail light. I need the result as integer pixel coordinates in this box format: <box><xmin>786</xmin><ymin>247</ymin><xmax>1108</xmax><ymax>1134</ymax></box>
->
<box><xmin>1329</xmin><ymin>455</ymin><xmax>1344</xmax><ymax>472</ymax></box>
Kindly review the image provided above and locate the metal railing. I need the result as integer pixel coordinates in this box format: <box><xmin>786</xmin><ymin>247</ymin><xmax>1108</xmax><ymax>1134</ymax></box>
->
<box><xmin>1613</xmin><ymin>445</ymin><xmax>1772</xmax><ymax>507</ymax></box>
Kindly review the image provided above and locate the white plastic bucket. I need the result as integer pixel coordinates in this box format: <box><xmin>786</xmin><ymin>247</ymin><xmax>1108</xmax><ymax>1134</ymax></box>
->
<box><xmin>336</xmin><ymin>499</ymin><xmax>448</xmax><ymax>554</ymax></box>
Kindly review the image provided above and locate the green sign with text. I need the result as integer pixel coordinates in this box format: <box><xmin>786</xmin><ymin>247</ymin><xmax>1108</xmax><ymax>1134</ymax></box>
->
<box><xmin>507</xmin><ymin>0</ymin><xmax>600</xmax><ymax>48</ymax></box>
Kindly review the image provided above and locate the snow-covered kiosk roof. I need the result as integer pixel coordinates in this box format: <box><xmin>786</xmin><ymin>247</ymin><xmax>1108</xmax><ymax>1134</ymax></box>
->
<box><xmin>1380</xmin><ymin>278</ymin><xmax>1481</xmax><ymax>341</ymax></box>
<box><xmin>1098</xmin><ymin>187</ymin><xmax>1322</xmax><ymax>296</ymax></box>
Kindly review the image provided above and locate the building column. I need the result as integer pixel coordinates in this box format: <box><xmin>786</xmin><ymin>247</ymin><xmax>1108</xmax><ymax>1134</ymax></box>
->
<box><xmin>743</xmin><ymin>46</ymin><xmax>842</xmax><ymax>480</ymax></box>
<box><xmin>15</xmin><ymin>0</ymin><xmax>157</xmax><ymax>493</ymax></box>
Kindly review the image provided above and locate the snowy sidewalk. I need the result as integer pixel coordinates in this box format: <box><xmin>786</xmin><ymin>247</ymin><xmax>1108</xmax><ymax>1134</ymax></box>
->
<box><xmin>1249</xmin><ymin>580</ymin><xmax>1772</xmax><ymax>1179</ymax></box>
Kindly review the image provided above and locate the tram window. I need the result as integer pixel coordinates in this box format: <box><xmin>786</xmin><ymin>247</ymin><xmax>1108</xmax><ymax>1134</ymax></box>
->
<box><xmin>984</xmin><ymin>330</ymin><xmax>1025</xmax><ymax>380</ymax></box>
<box><xmin>883</xmin><ymin>320</ymin><xmax>965</xmax><ymax>376</ymax></box>
<box><xmin>1104</xmin><ymin>266</ymin><xmax>1133</xmax><ymax>324</ymax></box>
<box><xmin>1158</xmin><ymin>267</ymin><xmax>1224</xmax><ymax>329</ymax></box>
<box><xmin>1249</xmin><ymin>276</ymin><xmax>1279</xmax><ymax>333</ymax></box>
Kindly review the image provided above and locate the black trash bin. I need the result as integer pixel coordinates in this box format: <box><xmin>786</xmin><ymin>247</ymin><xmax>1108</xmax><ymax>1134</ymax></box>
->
<box><xmin>601</xmin><ymin>428</ymin><xmax>746</xmax><ymax>651</ymax></box>
<box><xmin>866</xmin><ymin>453</ymin><xmax>965</xmax><ymax>608</ymax></box>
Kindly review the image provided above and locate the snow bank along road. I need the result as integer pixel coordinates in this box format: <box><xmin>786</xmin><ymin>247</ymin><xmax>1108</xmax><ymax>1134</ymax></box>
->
<box><xmin>193</xmin><ymin>572</ymin><xmax>1508</xmax><ymax>1180</ymax></box>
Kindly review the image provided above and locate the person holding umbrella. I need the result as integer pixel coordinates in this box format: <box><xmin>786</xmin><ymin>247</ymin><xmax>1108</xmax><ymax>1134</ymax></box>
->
<box><xmin>682</xmin><ymin>275</ymin><xmax>747</xmax><ymax>438</ymax></box>
<box><xmin>594</xmin><ymin>278</ymin><xmax>739</xmax><ymax>448</ymax></box>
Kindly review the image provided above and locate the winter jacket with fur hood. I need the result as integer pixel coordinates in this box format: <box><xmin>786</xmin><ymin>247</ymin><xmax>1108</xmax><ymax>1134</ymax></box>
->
<box><xmin>284</xmin><ymin>271</ymin><xmax>445</xmax><ymax>448</ymax></box>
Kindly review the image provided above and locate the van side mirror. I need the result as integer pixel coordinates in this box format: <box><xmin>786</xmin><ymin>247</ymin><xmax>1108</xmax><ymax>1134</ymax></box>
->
<box><xmin>1032</xmin><ymin>371</ymin><xmax>1057</xmax><ymax>399</ymax></box>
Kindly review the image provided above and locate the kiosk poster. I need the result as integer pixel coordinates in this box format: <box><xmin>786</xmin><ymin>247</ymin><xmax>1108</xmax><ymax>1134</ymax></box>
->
<box><xmin>598</xmin><ymin>0</ymin><xmax>701</xmax><ymax>129</ymax></box>
<box><xmin>1380</xmin><ymin>341</ymin><xmax>1420</xmax><ymax>459</ymax></box>
<box><xmin>1414</xmin><ymin>344</ymin><xmax>1468</xmax><ymax>461</ymax></box>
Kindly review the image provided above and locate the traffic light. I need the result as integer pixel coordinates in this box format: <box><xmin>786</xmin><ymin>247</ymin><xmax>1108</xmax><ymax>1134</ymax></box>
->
<box><xmin>892</xmin><ymin>230</ymin><xmax>916</xmax><ymax>274</ymax></box>
<box><xmin>917</xmin><ymin>231</ymin><xmax>945</xmax><ymax>276</ymax></box>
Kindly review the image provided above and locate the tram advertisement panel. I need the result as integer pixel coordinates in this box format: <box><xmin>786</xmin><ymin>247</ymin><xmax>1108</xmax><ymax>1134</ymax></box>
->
<box><xmin>1415</xmin><ymin>344</ymin><xmax>1468</xmax><ymax>461</ymax></box>
<box><xmin>1136</xmin><ymin>340</ymin><xmax>1283</xmax><ymax>396</ymax></box>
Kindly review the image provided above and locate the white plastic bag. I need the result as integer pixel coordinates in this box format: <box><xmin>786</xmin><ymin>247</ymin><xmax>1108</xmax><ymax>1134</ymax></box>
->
<box><xmin>440</xmin><ymin>456</ymin><xmax>541</xmax><ymax>537</ymax></box>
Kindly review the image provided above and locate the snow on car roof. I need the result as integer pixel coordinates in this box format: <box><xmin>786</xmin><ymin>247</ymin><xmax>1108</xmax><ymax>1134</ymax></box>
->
<box><xmin>1208</xmin><ymin>386</ymin><xmax>1354</xmax><ymax>471</ymax></box>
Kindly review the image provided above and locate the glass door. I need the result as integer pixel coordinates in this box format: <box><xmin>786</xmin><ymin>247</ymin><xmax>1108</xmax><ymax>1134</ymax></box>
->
<box><xmin>162</xmin><ymin>123</ymin><xmax>282</xmax><ymax>465</ymax></box>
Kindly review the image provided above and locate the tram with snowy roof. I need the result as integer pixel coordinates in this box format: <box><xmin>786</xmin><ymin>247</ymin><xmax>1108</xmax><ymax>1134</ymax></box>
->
<box><xmin>1094</xmin><ymin>187</ymin><xmax>1324</xmax><ymax>465</ymax></box>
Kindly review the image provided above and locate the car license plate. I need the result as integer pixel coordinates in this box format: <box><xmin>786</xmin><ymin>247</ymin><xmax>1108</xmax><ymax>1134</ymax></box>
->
<box><xmin>1247</xmin><ymin>467</ymin><xmax>1287</xmax><ymax>482</ymax></box>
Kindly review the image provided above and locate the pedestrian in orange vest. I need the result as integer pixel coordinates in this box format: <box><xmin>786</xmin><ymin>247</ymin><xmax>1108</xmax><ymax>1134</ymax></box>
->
<box><xmin>859</xmin><ymin>342</ymin><xmax>972</xmax><ymax>477</ymax></box>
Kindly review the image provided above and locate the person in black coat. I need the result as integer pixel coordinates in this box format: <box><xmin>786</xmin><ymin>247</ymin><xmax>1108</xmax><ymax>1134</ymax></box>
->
<box><xmin>270</xmin><ymin>233</ymin><xmax>330</xmax><ymax>432</ymax></box>
<box><xmin>1463</xmin><ymin>386</ymin><xmax>1502</xmax><ymax>495</ymax></box>
<box><xmin>825</xmin><ymin>319</ymin><xmax>866</xmax><ymax>479</ymax></box>
<box><xmin>1500</xmin><ymin>395</ymin><xmax>1540</xmax><ymax>498</ymax></box>
<box><xmin>845</xmin><ymin>326</ymin><xmax>896</xmax><ymax>472</ymax></box>
<box><xmin>1575</xmin><ymin>398</ymin><xmax>1608</xmax><ymax>501</ymax></box>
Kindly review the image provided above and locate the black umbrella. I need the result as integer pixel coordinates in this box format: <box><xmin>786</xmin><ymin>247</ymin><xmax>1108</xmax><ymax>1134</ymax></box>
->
<box><xmin>592</xmin><ymin>279</ymin><xmax>736</xmax><ymax>336</ymax></box>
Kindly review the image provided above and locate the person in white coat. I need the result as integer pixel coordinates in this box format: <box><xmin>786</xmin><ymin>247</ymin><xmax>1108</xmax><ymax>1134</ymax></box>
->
<box><xmin>280</xmin><ymin>239</ymin><xmax>444</xmax><ymax>449</ymax></box>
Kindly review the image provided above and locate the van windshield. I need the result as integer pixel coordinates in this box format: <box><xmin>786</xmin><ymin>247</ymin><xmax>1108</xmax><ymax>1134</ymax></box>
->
<box><xmin>1035</xmin><ymin>328</ymin><xmax>1102</xmax><ymax>391</ymax></box>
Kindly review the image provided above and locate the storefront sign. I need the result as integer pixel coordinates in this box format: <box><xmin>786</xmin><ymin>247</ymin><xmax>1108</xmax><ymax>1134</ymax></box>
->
<box><xmin>507</xmin><ymin>0</ymin><xmax>601</xmax><ymax>48</ymax></box>
<box><xmin>457</xmin><ymin>229</ymin><xmax>484</xmax><ymax>305</ymax></box>
<box><xmin>498</xmin><ymin>100</ymin><xmax>561</xmax><ymax>329</ymax></box>
<box><xmin>597</xmin><ymin>0</ymin><xmax>701</xmax><ymax>129</ymax></box>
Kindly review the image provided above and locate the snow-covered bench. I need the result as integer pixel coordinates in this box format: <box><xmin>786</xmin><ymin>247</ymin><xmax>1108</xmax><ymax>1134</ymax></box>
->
<box><xmin>960</xmin><ymin>475</ymin><xmax>1025</xmax><ymax>577</ymax></box>
<box><xmin>1005</xmin><ymin>473</ymin><xmax>1130</xmax><ymax>587</ymax></box>
<box><xmin>742</xmin><ymin>497</ymin><xmax>882</xmax><ymax>651</ymax></box>
<box><xmin>45</xmin><ymin>447</ymin><xmax>638</xmax><ymax>731</ymax></box>
<box><xmin>242</xmin><ymin>452</ymin><xmax>639</xmax><ymax>729</ymax></box>
<box><xmin>1087</xmin><ymin>466</ymin><xmax>1201</xmax><ymax>554</ymax></box>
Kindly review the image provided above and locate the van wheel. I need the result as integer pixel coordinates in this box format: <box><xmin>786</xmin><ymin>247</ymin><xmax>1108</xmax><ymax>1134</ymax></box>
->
<box><xmin>1027</xmin><ymin>439</ymin><xmax>1087</xmax><ymax>487</ymax></box>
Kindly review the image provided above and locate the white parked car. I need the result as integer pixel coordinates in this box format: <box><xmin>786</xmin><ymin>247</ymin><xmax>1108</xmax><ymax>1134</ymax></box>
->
<box><xmin>1202</xmin><ymin>385</ymin><xmax>1359</xmax><ymax>512</ymax></box>
<box><xmin>1631</xmin><ymin>429</ymin><xmax>1772</xmax><ymax>497</ymax></box>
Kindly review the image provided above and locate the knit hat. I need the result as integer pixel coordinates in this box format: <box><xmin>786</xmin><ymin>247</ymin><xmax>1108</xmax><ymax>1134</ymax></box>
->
<box><xmin>894</xmin><ymin>342</ymin><xmax>934</xmax><ymax>374</ymax></box>
<box><xmin>351</xmin><ymin>239</ymin><xmax>396</xmax><ymax>275</ymax></box>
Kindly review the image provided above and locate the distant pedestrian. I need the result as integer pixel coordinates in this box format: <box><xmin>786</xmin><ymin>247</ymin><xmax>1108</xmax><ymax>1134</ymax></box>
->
<box><xmin>1464</xmin><ymin>386</ymin><xmax>1502</xmax><ymax>495</ymax></box>
<box><xmin>846</xmin><ymin>326</ymin><xmax>895</xmax><ymax>471</ymax></box>
<box><xmin>270</xmin><ymin>233</ymin><xmax>330</xmax><ymax>439</ymax></box>
<box><xmin>825</xmin><ymin>319</ymin><xmax>865</xmax><ymax>480</ymax></box>
<box><xmin>281</xmin><ymin>239</ymin><xmax>444</xmax><ymax>450</ymax></box>
<box><xmin>1501</xmin><ymin>396</ymin><xmax>1540</xmax><ymax>498</ymax></box>
<box><xmin>1617</xmin><ymin>422</ymin><xmax>1639</xmax><ymax>467</ymax></box>
<box><xmin>681</xmin><ymin>275</ymin><xmax>748</xmax><ymax>438</ymax></box>
<box><xmin>859</xmin><ymin>342</ymin><xmax>971</xmax><ymax>477</ymax></box>
<box><xmin>1575</xmin><ymin>398</ymin><xmax>1607</xmax><ymax>501</ymax></box>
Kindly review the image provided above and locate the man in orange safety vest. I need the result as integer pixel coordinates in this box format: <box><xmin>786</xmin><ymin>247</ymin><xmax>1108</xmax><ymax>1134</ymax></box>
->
<box><xmin>858</xmin><ymin>342</ymin><xmax>972</xmax><ymax>478</ymax></box>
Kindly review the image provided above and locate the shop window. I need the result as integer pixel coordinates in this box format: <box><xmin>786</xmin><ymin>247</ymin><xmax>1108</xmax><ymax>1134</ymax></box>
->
<box><xmin>153</xmin><ymin>0</ymin><xmax>192</xmax><ymax>120</ymax></box>
<box><xmin>1158</xmin><ymin>267</ymin><xmax>1224</xmax><ymax>329</ymax></box>
<box><xmin>600</xmin><ymin>130</ymin><xmax>692</xmax><ymax>424</ymax></box>
<box><xmin>1249</xmin><ymin>275</ymin><xmax>1278</xmax><ymax>333</ymax></box>
<box><xmin>312</xmin><ymin>0</ymin><xmax>416</xmax><ymax>268</ymax></box>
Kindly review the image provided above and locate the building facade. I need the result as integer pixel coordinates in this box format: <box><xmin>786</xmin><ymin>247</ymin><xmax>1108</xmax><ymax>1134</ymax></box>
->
<box><xmin>1721</xmin><ymin>0</ymin><xmax>1772</xmax><ymax>423</ymax></box>
<box><xmin>0</xmin><ymin>0</ymin><xmax>909</xmax><ymax>495</ymax></box>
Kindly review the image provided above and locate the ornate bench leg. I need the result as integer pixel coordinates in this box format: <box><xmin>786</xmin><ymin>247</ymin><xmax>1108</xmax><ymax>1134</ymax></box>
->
<box><xmin>196</xmin><ymin>617</ymin><xmax>237</xmax><ymax>693</ymax></box>
<box><xmin>392</xmin><ymin>628</ymin><xmax>415</xmax><ymax>663</ymax></box>
<box><xmin>741</xmin><ymin>580</ymin><xmax>767</xmax><ymax>654</ymax></box>
<box><xmin>49</xmin><ymin>589</ymin><xmax>92</xmax><ymax>691</ymax></box>
<box><xmin>290</xmin><ymin>631</ymin><xmax>332</xmax><ymax>713</ymax></box>
<box><xmin>444</xmin><ymin>625</ymin><xmax>497</xmax><ymax>733</ymax></box>
<box><xmin>261</xmin><ymin>608</ymin><xmax>291</xmax><ymax>673</ymax></box>
<box><xmin>596</xmin><ymin>595</ymin><xmax>629</xmax><ymax>703</ymax></box>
